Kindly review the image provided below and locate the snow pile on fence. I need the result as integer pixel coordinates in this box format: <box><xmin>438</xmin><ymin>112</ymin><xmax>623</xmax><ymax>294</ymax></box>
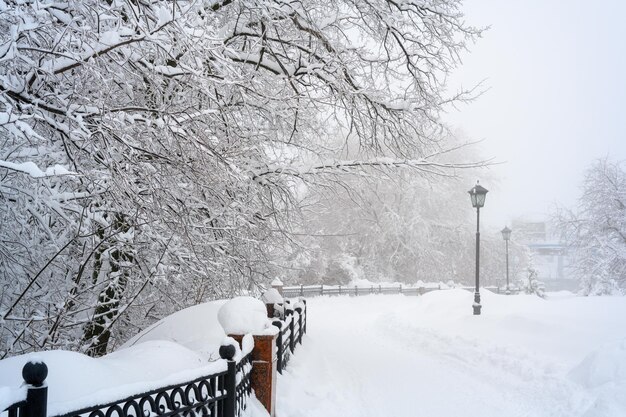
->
<box><xmin>0</xmin><ymin>386</ymin><xmax>26</xmax><ymax>414</ymax></box>
<box><xmin>261</xmin><ymin>288</ymin><xmax>283</xmax><ymax>304</ymax></box>
<box><xmin>121</xmin><ymin>299</ymin><xmax>227</xmax><ymax>359</ymax></box>
<box><xmin>0</xmin><ymin>296</ymin><xmax>281</xmax><ymax>417</ymax></box>
<box><xmin>218</xmin><ymin>296</ymin><xmax>277</xmax><ymax>336</ymax></box>
<box><xmin>0</xmin><ymin>341</ymin><xmax>224</xmax><ymax>416</ymax></box>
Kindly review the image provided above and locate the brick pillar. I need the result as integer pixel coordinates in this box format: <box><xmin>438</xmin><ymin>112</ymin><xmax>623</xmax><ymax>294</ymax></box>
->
<box><xmin>271</xmin><ymin>279</ymin><xmax>283</xmax><ymax>296</ymax></box>
<box><xmin>229</xmin><ymin>334</ymin><xmax>278</xmax><ymax>417</ymax></box>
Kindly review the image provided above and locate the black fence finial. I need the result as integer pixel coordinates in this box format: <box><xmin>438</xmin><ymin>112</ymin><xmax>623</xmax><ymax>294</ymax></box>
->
<box><xmin>22</xmin><ymin>361</ymin><xmax>48</xmax><ymax>417</ymax></box>
<box><xmin>219</xmin><ymin>344</ymin><xmax>236</xmax><ymax>361</ymax></box>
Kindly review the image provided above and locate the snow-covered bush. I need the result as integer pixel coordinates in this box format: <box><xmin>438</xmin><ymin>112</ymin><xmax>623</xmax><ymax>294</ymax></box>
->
<box><xmin>519</xmin><ymin>267</ymin><xmax>546</xmax><ymax>298</ymax></box>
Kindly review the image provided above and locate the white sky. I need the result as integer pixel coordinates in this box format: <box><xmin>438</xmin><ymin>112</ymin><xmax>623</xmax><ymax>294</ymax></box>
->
<box><xmin>447</xmin><ymin>0</ymin><xmax>626</xmax><ymax>228</ymax></box>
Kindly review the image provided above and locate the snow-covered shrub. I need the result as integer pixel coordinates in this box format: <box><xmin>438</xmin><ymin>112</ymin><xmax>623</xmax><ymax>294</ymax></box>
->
<box><xmin>519</xmin><ymin>268</ymin><xmax>545</xmax><ymax>298</ymax></box>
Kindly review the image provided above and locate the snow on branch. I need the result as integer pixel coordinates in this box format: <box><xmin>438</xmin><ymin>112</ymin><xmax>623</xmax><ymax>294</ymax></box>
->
<box><xmin>252</xmin><ymin>157</ymin><xmax>490</xmax><ymax>182</ymax></box>
<box><xmin>0</xmin><ymin>160</ymin><xmax>76</xmax><ymax>178</ymax></box>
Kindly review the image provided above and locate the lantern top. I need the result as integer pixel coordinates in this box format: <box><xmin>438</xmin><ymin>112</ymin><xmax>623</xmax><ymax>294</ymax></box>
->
<box><xmin>501</xmin><ymin>226</ymin><xmax>512</xmax><ymax>241</ymax></box>
<box><xmin>468</xmin><ymin>181</ymin><xmax>488</xmax><ymax>208</ymax></box>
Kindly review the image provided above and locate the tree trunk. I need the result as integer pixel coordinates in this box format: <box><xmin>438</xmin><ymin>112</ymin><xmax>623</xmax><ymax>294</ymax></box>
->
<box><xmin>83</xmin><ymin>214</ymin><xmax>133</xmax><ymax>357</ymax></box>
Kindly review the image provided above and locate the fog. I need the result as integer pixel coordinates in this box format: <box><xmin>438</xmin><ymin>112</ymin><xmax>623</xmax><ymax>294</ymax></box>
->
<box><xmin>447</xmin><ymin>0</ymin><xmax>626</xmax><ymax>227</ymax></box>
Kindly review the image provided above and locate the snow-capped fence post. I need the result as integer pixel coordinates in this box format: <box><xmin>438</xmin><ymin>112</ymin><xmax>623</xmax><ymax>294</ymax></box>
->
<box><xmin>262</xmin><ymin>288</ymin><xmax>284</xmax><ymax>320</ymax></box>
<box><xmin>300</xmin><ymin>284</ymin><xmax>304</xmax><ymax>296</ymax></box>
<box><xmin>219</xmin><ymin>344</ymin><xmax>237</xmax><ymax>417</ymax></box>
<box><xmin>399</xmin><ymin>284</ymin><xmax>403</xmax><ymax>294</ymax></box>
<box><xmin>288</xmin><ymin>315</ymin><xmax>295</xmax><ymax>353</ymax></box>
<box><xmin>302</xmin><ymin>299</ymin><xmax>307</xmax><ymax>334</ymax></box>
<box><xmin>21</xmin><ymin>361</ymin><xmax>48</xmax><ymax>417</ymax></box>
<box><xmin>273</xmin><ymin>320</ymin><xmax>284</xmax><ymax>373</ymax></box>
<box><xmin>295</xmin><ymin>307</ymin><xmax>303</xmax><ymax>345</ymax></box>
<box><xmin>226</xmin><ymin>333</ymin><xmax>278</xmax><ymax>416</ymax></box>
<box><xmin>354</xmin><ymin>286</ymin><xmax>358</xmax><ymax>296</ymax></box>
<box><xmin>271</xmin><ymin>278</ymin><xmax>284</xmax><ymax>296</ymax></box>
<box><xmin>218</xmin><ymin>297</ymin><xmax>279</xmax><ymax>416</ymax></box>
<box><xmin>284</xmin><ymin>301</ymin><xmax>294</xmax><ymax>318</ymax></box>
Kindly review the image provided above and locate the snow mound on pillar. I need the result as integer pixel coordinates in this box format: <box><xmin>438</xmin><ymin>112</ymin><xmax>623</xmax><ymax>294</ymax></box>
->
<box><xmin>218</xmin><ymin>296</ymin><xmax>274</xmax><ymax>335</ymax></box>
<box><xmin>261</xmin><ymin>288</ymin><xmax>283</xmax><ymax>304</ymax></box>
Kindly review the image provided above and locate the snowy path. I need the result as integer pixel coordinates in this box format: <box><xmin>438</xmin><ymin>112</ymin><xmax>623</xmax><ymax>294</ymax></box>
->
<box><xmin>276</xmin><ymin>291</ymin><xmax>626</xmax><ymax>417</ymax></box>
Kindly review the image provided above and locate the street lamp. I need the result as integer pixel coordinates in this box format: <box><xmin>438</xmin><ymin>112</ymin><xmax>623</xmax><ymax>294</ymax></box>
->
<box><xmin>468</xmin><ymin>181</ymin><xmax>488</xmax><ymax>315</ymax></box>
<box><xmin>501</xmin><ymin>226</ymin><xmax>512</xmax><ymax>295</ymax></box>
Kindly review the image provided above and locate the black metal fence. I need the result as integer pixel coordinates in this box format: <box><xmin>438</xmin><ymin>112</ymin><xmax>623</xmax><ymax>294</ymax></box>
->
<box><xmin>272</xmin><ymin>299</ymin><xmax>306</xmax><ymax>374</ymax></box>
<box><xmin>3</xmin><ymin>299</ymin><xmax>309</xmax><ymax>417</ymax></box>
<box><xmin>282</xmin><ymin>284</ymin><xmax>508</xmax><ymax>298</ymax></box>
<box><xmin>3</xmin><ymin>342</ymin><xmax>256</xmax><ymax>417</ymax></box>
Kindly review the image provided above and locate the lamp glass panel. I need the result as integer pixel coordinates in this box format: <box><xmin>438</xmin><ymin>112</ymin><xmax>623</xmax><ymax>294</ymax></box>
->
<box><xmin>469</xmin><ymin>192</ymin><xmax>478</xmax><ymax>207</ymax></box>
<box><xmin>476</xmin><ymin>193</ymin><xmax>486</xmax><ymax>208</ymax></box>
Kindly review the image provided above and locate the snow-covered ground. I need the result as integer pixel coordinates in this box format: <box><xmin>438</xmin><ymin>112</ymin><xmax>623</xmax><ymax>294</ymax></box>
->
<box><xmin>2</xmin><ymin>290</ymin><xmax>625</xmax><ymax>417</ymax></box>
<box><xmin>277</xmin><ymin>290</ymin><xmax>626</xmax><ymax>417</ymax></box>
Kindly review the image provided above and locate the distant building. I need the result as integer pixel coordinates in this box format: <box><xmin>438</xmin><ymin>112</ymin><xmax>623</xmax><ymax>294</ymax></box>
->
<box><xmin>511</xmin><ymin>217</ymin><xmax>576</xmax><ymax>291</ymax></box>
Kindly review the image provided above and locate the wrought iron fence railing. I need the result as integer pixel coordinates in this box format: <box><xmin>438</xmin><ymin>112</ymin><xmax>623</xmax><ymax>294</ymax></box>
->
<box><xmin>282</xmin><ymin>284</ymin><xmax>509</xmax><ymax>298</ymax></box>
<box><xmin>2</xmin><ymin>299</ymin><xmax>309</xmax><ymax>417</ymax></box>
<box><xmin>3</xmin><ymin>349</ymin><xmax>252</xmax><ymax>417</ymax></box>
<box><xmin>4</xmin><ymin>395</ymin><xmax>26</xmax><ymax>417</ymax></box>
<box><xmin>272</xmin><ymin>299</ymin><xmax>306</xmax><ymax>374</ymax></box>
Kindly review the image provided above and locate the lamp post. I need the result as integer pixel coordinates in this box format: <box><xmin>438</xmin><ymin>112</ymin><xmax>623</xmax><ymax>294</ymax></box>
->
<box><xmin>501</xmin><ymin>226</ymin><xmax>512</xmax><ymax>295</ymax></box>
<box><xmin>468</xmin><ymin>181</ymin><xmax>488</xmax><ymax>315</ymax></box>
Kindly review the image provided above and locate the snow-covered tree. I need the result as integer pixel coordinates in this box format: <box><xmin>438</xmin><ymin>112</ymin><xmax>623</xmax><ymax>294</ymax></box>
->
<box><xmin>285</xmin><ymin>132</ymin><xmax>515</xmax><ymax>287</ymax></box>
<box><xmin>0</xmin><ymin>0</ymin><xmax>482</xmax><ymax>357</ymax></box>
<box><xmin>556</xmin><ymin>159</ymin><xmax>626</xmax><ymax>295</ymax></box>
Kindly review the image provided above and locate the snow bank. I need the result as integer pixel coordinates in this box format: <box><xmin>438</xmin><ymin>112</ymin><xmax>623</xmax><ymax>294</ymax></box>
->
<box><xmin>120</xmin><ymin>300</ymin><xmax>227</xmax><ymax>359</ymax></box>
<box><xmin>0</xmin><ymin>341</ymin><xmax>223</xmax><ymax>416</ymax></box>
<box><xmin>545</xmin><ymin>290</ymin><xmax>577</xmax><ymax>299</ymax></box>
<box><xmin>218</xmin><ymin>296</ymin><xmax>275</xmax><ymax>335</ymax></box>
<box><xmin>569</xmin><ymin>340</ymin><xmax>626</xmax><ymax>388</ymax></box>
<box><xmin>569</xmin><ymin>340</ymin><xmax>626</xmax><ymax>417</ymax></box>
